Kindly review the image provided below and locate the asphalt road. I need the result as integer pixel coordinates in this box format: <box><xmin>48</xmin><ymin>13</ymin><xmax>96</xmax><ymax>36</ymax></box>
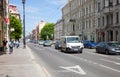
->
<box><xmin>28</xmin><ymin>43</ymin><xmax>120</xmax><ymax>77</ymax></box>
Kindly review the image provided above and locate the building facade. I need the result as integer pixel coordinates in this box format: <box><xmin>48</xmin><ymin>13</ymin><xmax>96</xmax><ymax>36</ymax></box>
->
<box><xmin>62</xmin><ymin>0</ymin><xmax>97</xmax><ymax>42</ymax></box>
<box><xmin>54</xmin><ymin>19</ymin><xmax>64</xmax><ymax>40</ymax></box>
<box><xmin>36</xmin><ymin>21</ymin><xmax>46</xmax><ymax>41</ymax></box>
<box><xmin>96</xmin><ymin>0</ymin><xmax>120</xmax><ymax>42</ymax></box>
<box><xmin>31</xmin><ymin>29</ymin><xmax>36</xmax><ymax>41</ymax></box>
<box><xmin>9</xmin><ymin>4</ymin><xmax>20</xmax><ymax>20</ymax></box>
<box><xmin>0</xmin><ymin>0</ymin><xmax>8</xmax><ymax>46</ymax></box>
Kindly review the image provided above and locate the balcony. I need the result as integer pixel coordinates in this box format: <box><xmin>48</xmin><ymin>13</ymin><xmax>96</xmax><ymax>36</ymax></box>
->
<box><xmin>102</xmin><ymin>6</ymin><xmax>113</xmax><ymax>14</ymax></box>
<box><xmin>70</xmin><ymin>32</ymin><xmax>75</xmax><ymax>36</ymax></box>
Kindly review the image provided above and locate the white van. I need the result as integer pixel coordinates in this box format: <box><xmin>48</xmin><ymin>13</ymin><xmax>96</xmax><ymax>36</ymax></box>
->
<box><xmin>60</xmin><ymin>36</ymin><xmax>84</xmax><ymax>53</ymax></box>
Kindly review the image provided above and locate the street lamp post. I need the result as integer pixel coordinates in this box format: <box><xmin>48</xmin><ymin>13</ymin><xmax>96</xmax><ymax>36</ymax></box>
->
<box><xmin>22</xmin><ymin>0</ymin><xmax>26</xmax><ymax>48</ymax></box>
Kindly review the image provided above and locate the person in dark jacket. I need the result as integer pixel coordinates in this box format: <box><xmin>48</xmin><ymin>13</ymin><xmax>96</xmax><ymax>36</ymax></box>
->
<box><xmin>2</xmin><ymin>37</ymin><xmax>8</xmax><ymax>53</ymax></box>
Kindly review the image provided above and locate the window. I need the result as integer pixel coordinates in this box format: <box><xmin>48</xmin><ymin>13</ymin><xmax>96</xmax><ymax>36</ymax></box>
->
<box><xmin>89</xmin><ymin>5</ymin><xmax>91</xmax><ymax>13</ymax></box>
<box><xmin>103</xmin><ymin>0</ymin><xmax>105</xmax><ymax>8</ymax></box>
<box><xmin>107</xmin><ymin>15</ymin><xmax>109</xmax><ymax>25</ymax></box>
<box><xmin>73</xmin><ymin>24</ymin><xmax>75</xmax><ymax>31</ymax></box>
<box><xmin>98</xmin><ymin>18</ymin><xmax>101</xmax><ymax>27</ymax></box>
<box><xmin>110</xmin><ymin>13</ymin><xmax>113</xmax><ymax>25</ymax></box>
<box><xmin>86</xmin><ymin>7</ymin><xmax>88</xmax><ymax>15</ymax></box>
<box><xmin>116</xmin><ymin>31</ymin><xmax>118</xmax><ymax>41</ymax></box>
<box><xmin>98</xmin><ymin>2</ymin><xmax>100</xmax><ymax>12</ymax></box>
<box><xmin>0</xmin><ymin>1</ymin><xmax>1</xmax><ymax>5</ymax></box>
<box><xmin>89</xmin><ymin>20</ymin><xmax>91</xmax><ymax>28</ymax></box>
<box><xmin>82</xmin><ymin>21</ymin><xmax>85</xmax><ymax>29</ymax></box>
<box><xmin>116</xmin><ymin>12</ymin><xmax>119</xmax><ymax>24</ymax></box>
<box><xmin>109</xmin><ymin>0</ymin><xmax>113</xmax><ymax>7</ymax></box>
<box><xmin>102</xmin><ymin>16</ymin><xmax>104</xmax><ymax>26</ymax></box>
<box><xmin>116</xmin><ymin>0</ymin><xmax>119</xmax><ymax>5</ymax></box>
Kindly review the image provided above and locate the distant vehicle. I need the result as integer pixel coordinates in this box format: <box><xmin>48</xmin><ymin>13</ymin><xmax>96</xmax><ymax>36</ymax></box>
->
<box><xmin>60</xmin><ymin>36</ymin><xmax>84</xmax><ymax>53</ymax></box>
<box><xmin>55</xmin><ymin>41</ymin><xmax>61</xmax><ymax>49</ymax></box>
<box><xmin>52</xmin><ymin>40</ymin><xmax>56</xmax><ymax>44</ymax></box>
<box><xmin>43</xmin><ymin>40</ymin><xmax>52</xmax><ymax>47</ymax></box>
<box><xmin>95</xmin><ymin>41</ymin><xmax>120</xmax><ymax>55</ymax></box>
<box><xmin>83</xmin><ymin>40</ymin><xmax>97</xmax><ymax>49</ymax></box>
<box><xmin>33</xmin><ymin>40</ymin><xmax>37</xmax><ymax>44</ymax></box>
<box><xmin>39</xmin><ymin>40</ymin><xmax>44</xmax><ymax>45</ymax></box>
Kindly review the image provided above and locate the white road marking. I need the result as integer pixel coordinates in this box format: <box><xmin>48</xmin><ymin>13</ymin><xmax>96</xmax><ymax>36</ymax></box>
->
<box><xmin>60</xmin><ymin>65</ymin><xmax>86</xmax><ymax>75</ymax></box>
<box><xmin>116</xmin><ymin>57</ymin><xmax>120</xmax><ymax>60</ymax></box>
<box><xmin>27</xmin><ymin>46</ymin><xmax>51</xmax><ymax>77</ymax></box>
<box><xmin>100</xmin><ymin>59</ymin><xmax>120</xmax><ymax>65</ymax></box>
<box><xmin>100</xmin><ymin>64</ymin><xmax>120</xmax><ymax>72</ymax></box>
<box><xmin>66</xmin><ymin>54</ymin><xmax>120</xmax><ymax>73</ymax></box>
<box><xmin>42</xmin><ymin>66</ymin><xmax>52</xmax><ymax>77</ymax></box>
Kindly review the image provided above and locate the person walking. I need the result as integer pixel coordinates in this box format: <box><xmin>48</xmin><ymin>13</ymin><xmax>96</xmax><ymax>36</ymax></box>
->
<box><xmin>15</xmin><ymin>40</ymin><xmax>19</xmax><ymax>48</ymax></box>
<box><xmin>9</xmin><ymin>40</ymin><xmax>14</xmax><ymax>54</ymax></box>
<box><xmin>2</xmin><ymin>37</ymin><xmax>8</xmax><ymax>53</ymax></box>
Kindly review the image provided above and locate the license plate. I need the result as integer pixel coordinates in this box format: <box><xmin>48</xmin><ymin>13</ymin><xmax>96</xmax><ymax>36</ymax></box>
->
<box><xmin>74</xmin><ymin>49</ymin><xmax>78</xmax><ymax>51</ymax></box>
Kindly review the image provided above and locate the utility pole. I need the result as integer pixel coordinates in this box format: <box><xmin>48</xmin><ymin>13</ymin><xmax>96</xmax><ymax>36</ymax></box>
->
<box><xmin>22</xmin><ymin>0</ymin><xmax>26</xmax><ymax>48</ymax></box>
<box><xmin>6</xmin><ymin>0</ymin><xmax>10</xmax><ymax>48</ymax></box>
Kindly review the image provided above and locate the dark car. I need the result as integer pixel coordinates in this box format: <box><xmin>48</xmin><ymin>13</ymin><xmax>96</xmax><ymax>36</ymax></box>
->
<box><xmin>43</xmin><ymin>40</ymin><xmax>52</xmax><ymax>47</ymax></box>
<box><xmin>83</xmin><ymin>40</ymin><xmax>97</xmax><ymax>49</ymax></box>
<box><xmin>55</xmin><ymin>41</ymin><xmax>61</xmax><ymax>49</ymax></box>
<box><xmin>95</xmin><ymin>41</ymin><xmax>120</xmax><ymax>55</ymax></box>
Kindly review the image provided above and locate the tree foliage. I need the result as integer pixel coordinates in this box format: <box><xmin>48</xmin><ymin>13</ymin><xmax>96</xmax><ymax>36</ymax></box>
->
<box><xmin>10</xmin><ymin>15</ymin><xmax>22</xmax><ymax>40</ymax></box>
<box><xmin>40</xmin><ymin>23</ymin><xmax>54</xmax><ymax>40</ymax></box>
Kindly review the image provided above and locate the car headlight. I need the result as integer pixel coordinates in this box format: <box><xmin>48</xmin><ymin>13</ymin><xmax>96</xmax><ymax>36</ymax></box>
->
<box><xmin>67</xmin><ymin>44</ymin><xmax>72</xmax><ymax>48</ymax></box>
<box><xmin>110</xmin><ymin>48</ymin><xmax>115</xmax><ymax>51</ymax></box>
<box><xmin>80</xmin><ymin>44</ymin><xmax>84</xmax><ymax>48</ymax></box>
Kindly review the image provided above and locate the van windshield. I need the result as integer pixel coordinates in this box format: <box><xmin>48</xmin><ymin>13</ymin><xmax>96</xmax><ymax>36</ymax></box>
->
<box><xmin>67</xmin><ymin>37</ymin><xmax>80</xmax><ymax>43</ymax></box>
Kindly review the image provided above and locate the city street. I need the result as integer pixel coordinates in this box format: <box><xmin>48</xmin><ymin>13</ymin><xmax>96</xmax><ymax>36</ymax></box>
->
<box><xmin>28</xmin><ymin>43</ymin><xmax>120</xmax><ymax>77</ymax></box>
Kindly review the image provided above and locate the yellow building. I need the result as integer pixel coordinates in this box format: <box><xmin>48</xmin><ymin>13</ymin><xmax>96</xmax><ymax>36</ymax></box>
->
<box><xmin>36</xmin><ymin>21</ymin><xmax>46</xmax><ymax>41</ymax></box>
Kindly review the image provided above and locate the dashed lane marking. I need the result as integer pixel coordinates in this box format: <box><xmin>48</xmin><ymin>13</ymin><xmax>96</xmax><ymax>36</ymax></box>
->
<box><xmin>100</xmin><ymin>59</ymin><xmax>120</xmax><ymax>65</ymax></box>
<box><xmin>100</xmin><ymin>64</ymin><xmax>120</xmax><ymax>73</ymax></box>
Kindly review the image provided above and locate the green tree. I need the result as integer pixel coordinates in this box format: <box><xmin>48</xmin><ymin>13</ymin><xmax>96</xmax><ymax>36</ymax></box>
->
<box><xmin>10</xmin><ymin>15</ymin><xmax>22</xmax><ymax>40</ymax></box>
<box><xmin>40</xmin><ymin>23</ymin><xmax>54</xmax><ymax>40</ymax></box>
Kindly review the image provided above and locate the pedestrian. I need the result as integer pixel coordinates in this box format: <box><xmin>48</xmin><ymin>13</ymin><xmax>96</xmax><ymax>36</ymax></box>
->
<box><xmin>15</xmin><ymin>40</ymin><xmax>19</xmax><ymax>48</ymax></box>
<box><xmin>9</xmin><ymin>40</ymin><xmax>14</xmax><ymax>54</ymax></box>
<box><xmin>2</xmin><ymin>37</ymin><xmax>8</xmax><ymax>53</ymax></box>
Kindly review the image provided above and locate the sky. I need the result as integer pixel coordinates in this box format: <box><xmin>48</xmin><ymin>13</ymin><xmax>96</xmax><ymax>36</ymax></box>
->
<box><xmin>9</xmin><ymin>0</ymin><xmax>68</xmax><ymax>35</ymax></box>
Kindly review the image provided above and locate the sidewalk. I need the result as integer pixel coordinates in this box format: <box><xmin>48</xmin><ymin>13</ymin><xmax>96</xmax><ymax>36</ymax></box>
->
<box><xmin>0</xmin><ymin>44</ymin><xmax>47</xmax><ymax>77</ymax></box>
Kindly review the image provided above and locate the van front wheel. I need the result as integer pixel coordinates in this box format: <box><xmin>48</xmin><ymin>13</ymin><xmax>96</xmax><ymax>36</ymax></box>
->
<box><xmin>79</xmin><ymin>51</ymin><xmax>82</xmax><ymax>53</ymax></box>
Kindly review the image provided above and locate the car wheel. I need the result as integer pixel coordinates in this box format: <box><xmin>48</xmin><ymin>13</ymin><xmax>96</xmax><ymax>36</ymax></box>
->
<box><xmin>96</xmin><ymin>49</ymin><xmax>99</xmax><ymax>53</ymax></box>
<box><xmin>89</xmin><ymin>46</ymin><xmax>91</xmax><ymax>49</ymax></box>
<box><xmin>105</xmin><ymin>50</ymin><xmax>109</xmax><ymax>55</ymax></box>
<box><xmin>79</xmin><ymin>51</ymin><xmax>82</xmax><ymax>53</ymax></box>
<box><xmin>61</xmin><ymin>48</ymin><xmax>63</xmax><ymax>52</ymax></box>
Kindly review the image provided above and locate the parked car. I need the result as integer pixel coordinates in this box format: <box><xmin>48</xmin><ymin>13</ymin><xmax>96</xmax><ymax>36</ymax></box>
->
<box><xmin>39</xmin><ymin>40</ymin><xmax>44</xmax><ymax>45</ymax></box>
<box><xmin>83</xmin><ymin>40</ymin><xmax>97</xmax><ymax>49</ymax></box>
<box><xmin>95</xmin><ymin>41</ymin><xmax>120</xmax><ymax>55</ymax></box>
<box><xmin>55</xmin><ymin>41</ymin><xmax>61</xmax><ymax>49</ymax></box>
<box><xmin>43</xmin><ymin>40</ymin><xmax>52</xmax><ymax>47</ymax></box>
<box><xmin>33</xmin><ymin>40</ymin><xmax>37</xmax><ymax>44</ymax></box>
